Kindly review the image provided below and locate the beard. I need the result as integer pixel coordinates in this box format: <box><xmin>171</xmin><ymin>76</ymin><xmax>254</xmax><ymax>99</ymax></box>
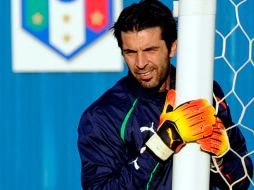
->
<box><xmin>135</xmin><ymin>63</ymin><xmax>171</xmax><ymax>91</ymax></box>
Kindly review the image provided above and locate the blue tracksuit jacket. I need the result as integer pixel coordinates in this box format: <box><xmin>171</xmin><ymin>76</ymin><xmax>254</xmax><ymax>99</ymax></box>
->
<box><xmin>78</xmin><ymin>67</ymin><xmax>253</xmax><ymax>190</ymax></box>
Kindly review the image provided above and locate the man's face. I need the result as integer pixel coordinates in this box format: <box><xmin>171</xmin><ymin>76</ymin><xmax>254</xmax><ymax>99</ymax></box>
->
<box><xmin>121</xmin><ymin>27</ymin><xmax>176</xmax><ymax>91</ymax></box>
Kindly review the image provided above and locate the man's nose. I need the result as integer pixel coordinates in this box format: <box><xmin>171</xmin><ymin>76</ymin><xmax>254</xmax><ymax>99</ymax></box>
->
<box><xmin>136</xmin><ymin>52</ymin><xmax>147</xmax><ymax>69</ymax></box>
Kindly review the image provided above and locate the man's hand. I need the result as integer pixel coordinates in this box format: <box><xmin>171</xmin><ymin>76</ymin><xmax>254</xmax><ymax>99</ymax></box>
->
<box><xmin>158</xmin><ymin>89</ymin><xmax>216</xmax><ymax>147</ymax></box>
<box><xmin>146</xmin><ymin>90</ymin><xmax>217</xmax><ymax>160</ymax></box>
<box><xmin>197</xmin><ymin>117</ymin><xmax>230</xmax><ymax>157</ymax></box>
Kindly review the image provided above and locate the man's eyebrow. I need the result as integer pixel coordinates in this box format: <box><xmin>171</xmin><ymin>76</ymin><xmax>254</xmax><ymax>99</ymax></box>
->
<box><xmin>122</xmin><ymin>49</ymin><xmax>137</xmax><ymax>53</ymax></box>
<box><xmin>123</xmin><ymin>46</ymin><xmax>160</xmax><ymax>53</ymax></box>
<box><xmin>143</xmin><ymin>46</ymin><xmax>160</xmax><ymax>51</ymax></box>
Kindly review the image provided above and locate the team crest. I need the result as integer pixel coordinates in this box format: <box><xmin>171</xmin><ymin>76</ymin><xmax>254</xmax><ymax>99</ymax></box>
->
<box><xmin>21</xmin><ymin>0</ymin><xmax>113</xmax><ymax>60</ymax></box>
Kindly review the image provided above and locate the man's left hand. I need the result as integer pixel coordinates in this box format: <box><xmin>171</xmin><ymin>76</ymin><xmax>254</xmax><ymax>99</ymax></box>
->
<box><xmin>197</xmin><ymin>117</ymin><xmax>230</xmax><ymax>157</ymax></box>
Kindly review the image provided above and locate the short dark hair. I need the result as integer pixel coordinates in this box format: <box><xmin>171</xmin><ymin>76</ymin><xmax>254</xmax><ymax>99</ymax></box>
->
<box><xmin>111</xmin><ymin>0</ymin><xmax>177</xmax><ymax>51</ymax></box>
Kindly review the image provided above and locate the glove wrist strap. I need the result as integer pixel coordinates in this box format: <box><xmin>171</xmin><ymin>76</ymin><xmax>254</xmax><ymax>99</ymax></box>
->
<box><xmin>146</xmin><ymin>133</ymin><xmax>174</xmax><ymax>161</ymax></box>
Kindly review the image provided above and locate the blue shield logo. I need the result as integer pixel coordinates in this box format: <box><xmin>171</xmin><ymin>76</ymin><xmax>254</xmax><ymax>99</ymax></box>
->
<box><xmin>22</xmin><ymin>0</ymin><xmax>114</xmax><ymax>60</ymax></box>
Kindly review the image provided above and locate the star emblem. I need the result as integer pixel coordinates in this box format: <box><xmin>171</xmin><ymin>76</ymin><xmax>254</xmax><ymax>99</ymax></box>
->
<box><xmin>90</xmin><ymin>10</ymin><xmax>104</xmax><ymax>26</ymax></box>
<box><xmin>32</xmin><ymin>12</ymin><xmax>43</xmax><ymax>25</ymax></box>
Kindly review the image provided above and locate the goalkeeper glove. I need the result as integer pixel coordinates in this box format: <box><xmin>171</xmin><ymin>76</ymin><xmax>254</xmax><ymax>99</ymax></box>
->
<box><xmin>146</xmin><ymin>89</ymin><xmax>216</xmax><ymax>160</ymax></box>
<box><xmin>197</xmin><ymin>117</ymin><xmax>230</xmax><ymax>157</ymax></box>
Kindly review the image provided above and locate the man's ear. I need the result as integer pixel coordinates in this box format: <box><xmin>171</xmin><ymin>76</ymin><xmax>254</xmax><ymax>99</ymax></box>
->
<box><xmin>169</xmin><ymin>40</ymin><xmax>177</xmax><ymax>58</ymax></box>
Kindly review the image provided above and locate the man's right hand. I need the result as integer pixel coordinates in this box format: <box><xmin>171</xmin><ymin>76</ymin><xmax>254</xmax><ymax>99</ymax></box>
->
<box><xmin>157</xmin><ymin>90</ymin><xmax>216</xmax><ymax>151</ymax></box>
<box><xmin>146</xmin><ymin>90</ymin><xmax>216</xmax><ymax>160</ymax></box>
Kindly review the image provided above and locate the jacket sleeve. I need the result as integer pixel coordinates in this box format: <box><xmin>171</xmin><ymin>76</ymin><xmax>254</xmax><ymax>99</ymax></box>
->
<box><xmin>211</xmin><ymin>81</ymin><xmax>253</xmax><ymax>190</ymax></box>
<box><xmin>77</xmin><ymin>107</ymin><xmax>162</xmax><ymax>190</ymax></box>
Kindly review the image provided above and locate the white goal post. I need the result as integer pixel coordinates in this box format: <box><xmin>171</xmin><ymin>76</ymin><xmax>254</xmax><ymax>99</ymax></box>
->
<box><xmin>172</xmin><ymin>0</ymin><xmax>217</xmax><ymax>190</ymax></box>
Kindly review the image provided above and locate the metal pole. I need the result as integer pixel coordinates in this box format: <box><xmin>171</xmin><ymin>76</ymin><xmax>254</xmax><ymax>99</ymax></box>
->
<box><xmin>172</xmin><ymin>0</ymin><xmax>217</xmax><ymax>190</ymax></box>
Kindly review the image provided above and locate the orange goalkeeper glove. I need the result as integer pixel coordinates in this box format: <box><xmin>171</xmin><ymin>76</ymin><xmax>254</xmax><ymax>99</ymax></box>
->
<box><xmin>158</xmin><ymin>91</ymin><xmax>216</xmax><ymax>143</ymax></box>
<box><xmin>197</xmin><ymin>117</ymin><xmax>230</xmax><ymax>157</ymax></box>
<box><xmin>146</xmin><ymin>90</ymin><xmax>216</xmax><ymax>160</ymax></box>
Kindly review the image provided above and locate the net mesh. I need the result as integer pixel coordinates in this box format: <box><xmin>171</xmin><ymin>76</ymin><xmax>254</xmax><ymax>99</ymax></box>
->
<box><xmin>170</xmin><ymin>0</ymin><xmax>253</xmax><ymax>189</ymax></box>
<box><xmin>212</xmin><ymin>0</ymin><xmax>254</xmax><ymax>189</ymax></box>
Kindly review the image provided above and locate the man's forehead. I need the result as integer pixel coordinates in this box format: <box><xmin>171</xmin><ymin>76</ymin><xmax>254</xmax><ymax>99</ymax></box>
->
<box><xmin>121</xmin><ymin>27</ymin><xmax>163</xmax><ymax>43</ymax></box>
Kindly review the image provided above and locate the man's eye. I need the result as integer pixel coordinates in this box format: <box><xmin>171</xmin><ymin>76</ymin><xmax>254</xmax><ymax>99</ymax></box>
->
<box><xmin>144</xmin><ymin>48</ymin><xmax>159</xmax><ymax>52</ymax></box>
<box><xmin>124</xmin><ymin>50</ymin><xmax>136</xmax><ymax>55</ymax></box>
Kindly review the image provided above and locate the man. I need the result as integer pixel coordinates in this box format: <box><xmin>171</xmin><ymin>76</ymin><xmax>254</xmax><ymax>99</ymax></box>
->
<box><xmin>78</xmin><ymin>0</ymin><xmax>253</xmax><ymax>189</ymax></box>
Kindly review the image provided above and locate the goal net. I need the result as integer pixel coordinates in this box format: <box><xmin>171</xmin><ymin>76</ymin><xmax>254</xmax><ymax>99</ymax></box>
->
<box><xmin>212</xmin><ymin>0</ymin><xmax>254</xmax><ymax>189</ymax></box>
<box><xmin>167</xmin><ymin>0</ymin><xmax>254</xmax><ymax>189</ymax></box>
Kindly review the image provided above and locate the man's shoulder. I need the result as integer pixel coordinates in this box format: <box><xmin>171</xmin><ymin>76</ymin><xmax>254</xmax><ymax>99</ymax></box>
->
<box><xmin>78</xmin><ymin>76</ymin><xmax>136</xmax><ymax>134</ymax></box>
<box><xmin>83</xmin><ymin>76</ymin><xmax>134</xmax><ymax>118</ymax></box>
<box><xmin>213</xmin><ymin>80</ymin><xmax>227</xmax><ymax>101</ymax></box>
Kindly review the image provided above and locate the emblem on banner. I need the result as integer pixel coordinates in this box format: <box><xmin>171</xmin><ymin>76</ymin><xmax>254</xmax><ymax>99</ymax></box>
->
<box><xmin>21</xmin><ymin>0</ymin><xmax>113</xmax><ymax>60</ymax></box>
